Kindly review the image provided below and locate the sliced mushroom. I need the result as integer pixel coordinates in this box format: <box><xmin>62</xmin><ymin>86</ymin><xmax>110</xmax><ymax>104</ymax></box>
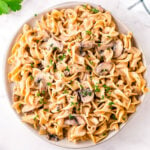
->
<box><xmin>64</xmin><ymin>115</ymin><xmax>85</xmax><ymax>125</ymax></box>
<box><xmin>79</xmin><ymin>88</ymin><xmax>94</xmax><ymax>103</ymax></box>
<box><xmin>95</xmin><ymin>62</ymin><xmax>112</xmax><ymax>76</ymax></box>
<box><xmin>40</xmin><ymin>38</ymin><xmax>63</xmax><ymax>51</ymax></box>
<box><xmin>97</xmin><ymin>42</ymin><xmax>114</xmax><ymax>52</ymax></box>
<box><xmin>47</xmin><ymin>134</ymin><xmax>59</xmax><ymax>141</ymax></box>
<box><xmin>22</xmin><ymin>104</ymin><xmax>42</xmax><ymax>113</ymax></box>
<box><xmin>79</xmin><ymin>41</ymin><xmax>96</xmax><ymax>56</ymax></box>
<box><xmin>34</xmin><ymin>72</ymin><xmax>50</xmax><ymax>92</ymax></box>
<box><xmin>113</xmin><ymin>39</ymin><xmax>123</xmax><ymax>58</ymax></box>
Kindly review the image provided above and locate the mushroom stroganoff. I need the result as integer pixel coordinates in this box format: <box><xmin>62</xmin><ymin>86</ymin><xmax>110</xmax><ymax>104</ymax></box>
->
<box><xmin>8</xmin><ymin>4</ymin><xmax>148</xmax><ymax>143</ymax></box>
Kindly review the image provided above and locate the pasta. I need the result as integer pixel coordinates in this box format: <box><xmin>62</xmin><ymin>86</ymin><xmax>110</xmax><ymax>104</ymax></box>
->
<box><xmin>8</xmin><ymin>4</ymin><xmax>148</xmax><ymax>144</ymax></box>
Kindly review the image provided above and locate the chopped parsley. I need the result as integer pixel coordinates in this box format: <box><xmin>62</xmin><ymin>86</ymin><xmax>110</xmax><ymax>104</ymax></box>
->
<box><xmin>53</xmin><ymin>63</ymin><xmax>57</xmax><ymax>72</ymax></box>
<box><xmin>33</xmin><ymin>115</ymin><xmax>38</xmax><ymax>120</ymax></box>
<box><xmin>103</xmin><ymin>84</ymin><xmax>111</xmax><ymax>93</ymax></box>
<box><xmin>19</xmin><ymin>104</ymin><xmax>22</xmax><ymax>108</ymax></box>
<box><xmin>44</xmin><ymin>109</ymin><xmax>48</xmax><ymax>112</ymax></box>
<box><xmin>89</xmin><ymin>61</ymin><xmax>93</xmax><ymax>65</ymax></box>
<box><xmin>80</xmin><ymin>84</ymin><xmax>83</xmax><ymax>89</ymax></box>
<box><xmin>101</xmin><ymin>95</ymin><xmax>105</xmax><ymax>99</ymax></box>
<box><xmin>42</xmin><ymin>90</ymin><xmax>45</xmax><ymax>95</ymax></box>
<box><xmin>86</xmin><ymin>65</ymin><xmax>92</xmax><ymax>71</ymax></box>
<box><xmin>68</xmin><ymin>49</ymin><xmax>71</xmax><ymax>53</ymax></box>
<box><xmin>58</xmin><ymin>54</ymin><xmax>66</xmax><ymax>61</ymax></box>
<box><xmin>53</xmin><ymin>47</ymin><xmax>58</xmax><ymax>51</ymax></box>
<box><xmin>37</xmin><ymin>92</ymin><xmax>41</xmax><ymax>97</ymax></box>
<box><xmin>31</xmin><ymin>63</ymin><xmax>34</xmax><ymax>68</ymax></box>
<box><xmin>36</xmin><ymin>40</ymin><xmax>39</xmax><ymax>43</ymax></box>
<box><xmin>90</xmin><ymin>8</ymin><xmax>99</xmax><ymax>13</ymax></box>
<box><xmin>93</xmin><ymin>84</ymin><xmax>100</xmax><ymax>92</ymax></box>
<box><xmin>81</xmin><ymin>89</ymin><xmax>92</xmax><ymax>97</ymax></box>
<box><xmin>49</xmin><ymin>59</ymin><xmax>53</xmax><ymax>65</ymax></box>
<box><xmin>47</xmin><ymin>82</ymin><xmax>52</xmax><ymax>86</ymax></box>
<box><xmin>34</xmin><ymin>14</ymin><xmax>37</xmax><ymax>17</ymax></box>
<box><xmin>82</xmin><ymin>4</ymin><xmax>87</xmax><ymax>8</ymax></box>
<box><xmin>107</xmin><ymin>35</ymin><xmax>111</xmax><ymax>38</ymax></box>
<box><xmin>39</xmin><ymin>98</ymin><xmax>46</xmax><ymax>104</ymax></box>
<box><xmin>47</xmin><ymin>65</ymin><xmax>49</xmax><ymax>68</ymax></box>
<box><xmin>63</xmin><ymin>89</ymin><xmax>68</xmax><ymax>94</ymax></box>
<box><xmin>70</xmin><ymin>96</ymin><xmax>74</xmax><ymax>99</ymax></box>
<box><xmin>98</xmin><ymin>43</ymin><xmax>101</xmax><ymax>47</ymax></box>
<box><xmin>69</xmin><ymin>114</ymin><xmax>75</xmax><ymax>120</ymax></box>
<box><xmin>111</xmin><ymin>114</ymin><xmax>117</xmax><ymax>120</ymax></box>
<box><xmin>108</xmin><ymin>101</ymin><xmax>114</xmax><ymax>105</ymax></box>
<box><xmin>30</xmin><ymin>75</ymin><xmax>34</xmax><ymax>80</ymax></box>
<box><xmin>65</xmin><ymin>66</ymin><xmax>70</xmax><ymax>72</ymax></box>
<box><xmin>71</xmin><ymin>102</ymin><xmax>78</xmax><ymax>106</ymax></box>
<box><xmin>86</xmin><ymin>30</ymin><xmax>92</xmax><ymax>35</ymax></box>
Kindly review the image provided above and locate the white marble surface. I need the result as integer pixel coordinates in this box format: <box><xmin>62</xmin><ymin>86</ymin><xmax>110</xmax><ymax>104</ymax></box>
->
<box><xmin>0</xmin><ymin>0</ymin><xmax>150</xmax><ymax>150</ymax></box>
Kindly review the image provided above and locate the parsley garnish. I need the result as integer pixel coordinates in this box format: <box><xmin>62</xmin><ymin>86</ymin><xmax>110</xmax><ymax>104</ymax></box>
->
<box><xmin>68</xmin><ymin>49</ymin><xmax>71</xmax><ymax>53</ymax></box>
<box><xmin>108</xmin><ymin>101</ymin><xmax>114</xmax><ymax>105</ymax></box>
<box><xmin>98</xmin><ymin>43</ymin><xmax>101</xmax><ymax>47</ymax></box>
<box><xmin>33</xmin><ymin>115</ymin><xmax>38</xmax><ymax>121</ymax></box>
<box><xmin>47</xmin><ymin>82</ymin><xmax>52</xmax><ymax>86</ymax></box>
<box><xmin>90</xmin><ymin>8</ymin><xmax>99</xmax><ymax>13</ymax></box>
<box><xmin>86</xmin><ymin>65</ymin><xmax>92</xmax><ymax>71</ymax></box>
<box><xmin>93</xmin><ymin>84</ymin><xmax>100</xmax><ymax>92</ymax></box>
<box><xmin>65</xmin><ymin>66</ymin><xmax>70</xmax><ymax>72</ymax></box>
<box><xmin>101</xmin><ymin>95</ymin><xmax>104</xmax><ymax>99</ymax></box>
<box><xmin>31</xmin><ymin>63</ymin><xmax>34</xmax><ymax>68</ymax></box>
<box><xmin>42</xmin><ymin>90</ymin><xmax>45</xmax><ymax>95</ymax></box>
<box><xmin>86</xmin><ymin>30</ymin><xmax>92</xmax><ymax>35</ymax></box>
<box><xmin>69</xmin><ymin>114</ymin><xmax>75</xmax><ymax>120</ymax></box>
<box><xmin>53</xmin><ymin>47</ymin><xmax>58</xmax><ymax>51</ymax></box>
<box><xmin>63</xmin><ymin>89</ymin><xmax>68</xmax><ymax>94</ymax></box>
<box><xmin>58</xmin><ymin>54</ymin><xmax>66</xmax><ymax>61</ymax></box>
<box><xmin>34</xmin><ymin>14</ymin><xmax>37</xmax><ymax>17</ymax></box>
<box><xmin>43</xmin><ymin>109</ymin><xmax>48</xmax><ymax>112</ymax></box>
<box><xmin>49</xmin><ymin>59</ymin><xmax>53</xmax><ymax>65</ymax></box>
<box><xmin>82</xmin><ymin>4</ymin><xmax>87</xmax><ymax>8</ymax></box>
<box><xmin>30</xmin><ymin>75</ymin><xmax>34</xmax><ymax>80</ymax></box>
<box><xmin>111</xmin><ymin>114</ymin><xmax>117</xmax><ymax>120</ymax></box>
<box><xmin>37</xmin><ymin>92</ymin><xmax>40</xmax><ymax>97</ymax></box>
<box><xmin>19</xmin><ymin>104</ymin><xmax>22</xmax><ymax>108</ymax></box>
<box><xmin>0</xmin><ymin>0</ymin><xmax>23</xmax><ymax>15</ymax></box>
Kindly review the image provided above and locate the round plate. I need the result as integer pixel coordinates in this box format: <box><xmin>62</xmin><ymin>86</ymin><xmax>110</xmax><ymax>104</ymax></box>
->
<box><xmin>3</xmin><ymin>1</ymin><xmax>148</xmax><ymax>149</ymax></box>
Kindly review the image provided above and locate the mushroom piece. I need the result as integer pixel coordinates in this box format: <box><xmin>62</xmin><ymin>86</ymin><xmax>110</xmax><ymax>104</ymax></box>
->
<box><xmin>79</xmin><ymin>41</ymin><xmax>96</xmax><ymax>56</ymax></box>
<box><xmin>79</xmin><ymin>88</ymin><xmax>94</xmax><ymax>103</ymax></box>
<box><xmin>95</xmin><ymin>62</ymin><xmax>112</xmax><ymax>76</ymax></box>
<box><xmin>64</xmin><ymin>115</ymin><xmax>85</xmax><ymax>126</ymax></box>
<box><xmin>22</xmin><ymin>104</ymin><xmax>42</xmax><ymax>113</ymax></box>
<box><xmin>40</xmin><ymin>38</ymin><xmax>63</xmax><ymax>51</ymax></box>
<box><xmin>34</xmin><ymin>72</ymin><xmax>50</xmax><ymax>92</ymax></box>
<box><xmin>113</xmin><ymin>39</ymin><xmax>123</xmax><ymax>58</ymax></box>
<box><xmin>47</xmin><ymin>134</ymin><xmax>59</xmax><ymax>141</ymax></box>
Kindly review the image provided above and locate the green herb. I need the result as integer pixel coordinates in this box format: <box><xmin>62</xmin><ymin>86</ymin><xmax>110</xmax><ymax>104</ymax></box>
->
<box><xmin>101</xmin><ymin>95</ymin><xmax>104</xmax><ymax>99</ymax></box>
<box><xmin>82</xmin><ymin>4</ymin><xmax>87</xmax><ymax>8</ymax></box>
<box><xmin>108</xmin><ymin>101</ymin><xmax>114</xmax><ymax>105</ymax></box>
<box><xmin>63</xmin><ymin>89</ymin><xmax>68</xmax><ymax>94</ymax></box>
<box><xmin>47</xmin><ymin>65</ymin><xmax>49</xmax><ymax>68</ymax></box>
<box><xmin>86</xmin><ymin>30</ymin><xmax>92</xmax><ymax>35</ymax></box>
<box><xmin>80</xmin><ymin>84</ymin><xmax>83</xmax><ymax>89</ymax></box>
<box><xmin>53</xmin><ymin>47</ymin><xmax>58</xmax><ymax>51</ymax></box>
<box><xmin>33</xmin><ymin>115</ymin><xmax>38</xmax><ymax>121</ymax></box>
<box><xmin>34</xmin><ymin>14</ymin><xmax>37</xmax><ymax>17</ymax></box>
<box><xmin>108</xmin><ymin>92</ymin><xmax>111</xmax><ymax>95</ymax></box>
<box><xmin>57</xmin><ymin>107</ymin><xmax>60</xmax><ymax>112</ymax></box>
<box><xmin>107</xmin><ymin>35</ymin><xmax>111</xmax><ymax>38</ymax></box>
<box><xmin>37</xmin><ymin>92</ymin><xmax>41</xmax><ymax>97</ymax></box>
<box><xmin>0</xmin><ymin>0</ymin><xmax>23</xmax><ymax>15</ymax></box>
<box><xmin>98</xmin><ymin>43</ymin><xmax>101</xmax><ymax>47</ymax></box>
<box><xmin>77</xmin><ymin>108</ymin><xmax>80</xmax><ymax>111</ymax></box>
<box><xmin>49</xmin><ymin>59</ymin><xmax>53</xmax><ymax>65</ymax></box>
<box><xmin>30</xmin><ymin>75</ymin><xmax>34</xmax><ymax>80</ymax></box>
<box><xmin>65</xmin><ymin>66</ymin><xmax>70</xmax><ymax>72</ymax></box>
<box><xmin>58</xmin><ymin>54</ymin><xmax>66</xmax><ymax>61</ymax></box>
<box><xmin>71</xmin><ymin>102</ymin><xmax>78</xmax><ymax>106</ymax></box>
<box><xmin>89</xmin><ymin>61</ymin><xmax>93</xmax><ymax>65</ymax></box>
<box><xmin>42</xmin><ymin>90</ymin><xmax>45</xmax><ymax>95</ymax></box>
<box><xmin>82</xmin><ymin>89</ymin><xmax>92</xmax><ymax>97</ymax></box>
<box><xmin>103</xmin><ymin>133</ymin><xmax>106</xmax><ymax>136</ymax></box>
<box><xmin>68</xmin><ymin>49</ymin><xmax>71</xmax><ymax>53</ymax></box>
<box><xmin>123</xmin><ymin>117</ymin><xmax>126</xmax><ymax>120</ymax></box>
<box><xmin>39</xmin><ymin>98</ymin><xmax>46</xmax><ymax>104</ymax></box>
<box><xmin>44</xmin><ymin>109</ymin><xmax>48</xmax><ymax>112</ymax></box>
<box><xmin>31</xmin><ymin>63</ymin><xmax>34</xmax><ymax>68</ymax></box>
<box><xmin>36</xmin><ymin>40</ymin><xmax>39</xmax><ymax>43</ymax></box>
<box><xmin>90</xmin><ymin>8</ymin><xmax>99</xmax><ymax>13</ymax></box>
<box><xmin>103</xmin><ymin>84</ymin><xmax>111</xmax><ymax>93</ymax></box>
<box><xmin>100</xmin><ymin>56</ymin><xmax>104</xmax><ymax>62</ymax></box>
<box><xmin>93</xmin><ymin>84</ymin><xmax>100</xmax><ymax>92</ymax></box>
<box><xmin>19</xmin><ymin>104</ymin><xmax>22</xmax><ymax>108</ymax></box>
<box><xmin>86</xmin><ymin>65</ymin><xmax>92</xmax><ymax>71</ymax></box>
<box><xmin>111</xmin><ymin>114</ymin><xmax>117</xmax><ymax>120</ymax></box>
<box><xmin>69</xmin><ymin>114</ymin><xmax>75</xmax><ymax>120</ymax></box>
<box><xmin>47</xmin><ymin>82</ymin><xmax>52</xmax><ymax>86</ymax></box>
<box><xmin>69</xmin><ymin>80</ymin><xmax>73</xmax><ymax>84</ymax></box>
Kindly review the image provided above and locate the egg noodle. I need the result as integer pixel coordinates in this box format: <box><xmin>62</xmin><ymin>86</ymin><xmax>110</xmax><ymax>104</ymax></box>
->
<box><xmin>8</xmin><ymin>4</ymin><xmax>148</xmax><ymax>143</ymax></box>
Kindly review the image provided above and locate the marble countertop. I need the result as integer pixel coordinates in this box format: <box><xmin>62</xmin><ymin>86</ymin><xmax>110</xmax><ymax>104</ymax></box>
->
<box><xmin>0</xmin><ymin>0</ymin><xmax>150</xmax><ymax>150</ymax></box>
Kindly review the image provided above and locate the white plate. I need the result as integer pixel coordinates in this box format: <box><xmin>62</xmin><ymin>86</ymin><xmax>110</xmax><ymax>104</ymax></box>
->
<box><xmin>3</xmin><ymin>1</ymin><xmax>148</xmax><ymax>149</ymax></box>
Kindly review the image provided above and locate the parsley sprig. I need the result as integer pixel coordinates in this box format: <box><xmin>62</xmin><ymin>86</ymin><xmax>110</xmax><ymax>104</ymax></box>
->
<box><xmin>0</xmin><ymin>0</ymin><xmax>23</xmax><ymax>15</ymax></box>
